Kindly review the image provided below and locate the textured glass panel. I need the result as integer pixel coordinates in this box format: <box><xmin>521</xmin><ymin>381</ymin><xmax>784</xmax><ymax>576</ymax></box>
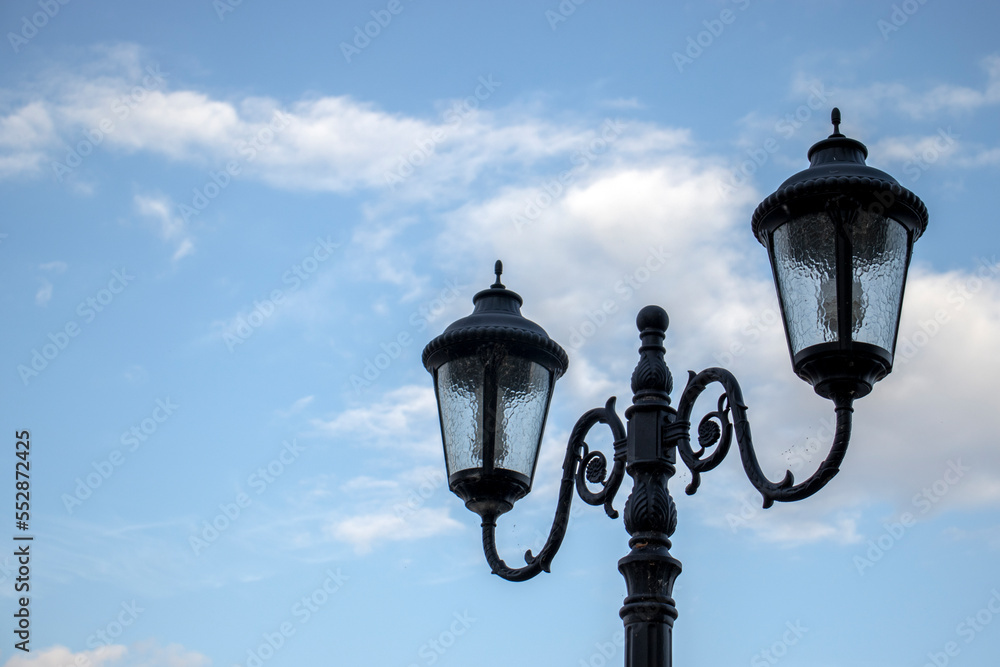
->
<box><xmin>495</xmin><ymin>359</ymin><xmax>551</xmax><ymax>478</ymax></box>
<box><xmin>852</xmin><ymin>214</ymin><xmax>908</xmax><ymax>352</ymax></box>
<box><xmin>436</xmin><ymin>358</ymin><xmax>483</xmax><ymax>475</ymax></box>
<box><xmin>772</xmin><ymin>212</ymin><xmax>838</xmax><ymax>355</ymax></box>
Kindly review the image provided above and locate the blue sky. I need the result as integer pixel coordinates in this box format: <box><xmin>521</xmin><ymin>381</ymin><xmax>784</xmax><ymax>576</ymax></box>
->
<box><xmin>2</xmin><ymin>0</ymin><xmax>999</xmax><ymax>665</ymax></box>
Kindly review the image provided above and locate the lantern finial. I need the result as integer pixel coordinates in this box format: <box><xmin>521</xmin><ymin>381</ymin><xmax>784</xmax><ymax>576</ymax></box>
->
<box><xmin>830</xmin><ymin>108</ymin><xmax>843</xmax><ymax>137</ymax></box>
<box><xmin>492</xmin><ymin>260</ymin><xmax>504</xmax><ymax>288</ymax></box>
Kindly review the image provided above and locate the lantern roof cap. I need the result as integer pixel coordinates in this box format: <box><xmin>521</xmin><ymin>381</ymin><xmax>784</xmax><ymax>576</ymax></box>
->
<box><xmin>422</xmin><ymin>261</ymin><xmax>569</xmax><ymax>376</ymax></box>
<box><xmin>751</xmin><ymin>108</ymin><xmax>928</xmax><ymax>244</ymax></box>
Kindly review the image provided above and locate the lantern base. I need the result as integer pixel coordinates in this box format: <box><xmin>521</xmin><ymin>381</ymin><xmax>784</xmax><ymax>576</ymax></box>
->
<box><xmin>792</xmin><ymin>342</ymin><xmax>893</xmax><ymax>400</ymax></box>
<box><xmin>449</xmin><ymin>469</ymin><xmax>532</xmax><ymax>518</ymax></box>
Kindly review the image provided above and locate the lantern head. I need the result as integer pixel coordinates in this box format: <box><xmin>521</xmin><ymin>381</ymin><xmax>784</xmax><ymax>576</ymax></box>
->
<box><xmin>751</xmin><ymin>109</ymin><xmax>928</xmax><ymax>400</ymax></box>
<box><xmin>422</xmin><ymin>262</ymin><xmax>568</xmax><ymax>518</ymax></box>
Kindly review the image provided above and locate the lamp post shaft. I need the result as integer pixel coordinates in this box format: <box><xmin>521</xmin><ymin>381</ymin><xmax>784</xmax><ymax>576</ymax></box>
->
<box><xmin>618</xmin><ymin>307</ymin><xmax>682</xmax><ymax>667</ymax></box>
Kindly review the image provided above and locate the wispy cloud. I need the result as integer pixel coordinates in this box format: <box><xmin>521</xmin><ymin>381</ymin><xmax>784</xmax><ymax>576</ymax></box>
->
<box><xmin>39</xmin><ymin>260</ymin><xmax>68</xmax><ymax>272</ymax></box>
<box><xmin>8</xmin><ymin>44</ymin><xmax>1000</xmax><ymax>552</ymax></box>
<box><xmin>0</xmin><ymin>102</ymin><xmax>57</xmax><ymax>178</ymax></box>
<box><xmin>2</xmin><ymin>642</ymin><xmax>210</xmax><ymax>667</ymax></box>
<box><xmin>311</xmin><ymin>385</ymin><xmax>439</xmax><ymax>454</ymax></box>
<box><xmin>35</xmin><ymin>280</ymin><xmax>53</xmax><ymax>306</ymax></box>
<box><xmin>3</xmin><ymin>645</ymin><xmax>127</xmax><ymax>667</ymax></box>
<box><xmin>328</xmin><ymin>506</ymin><xmax>462</xmax><ymax>554</ymax></box>
<box><xmin>34</xmin><ymin>261</ymin><xmax>68</xmax><ymax>306</ymax></box>
<box><xmin>276</xmin><ymin>395</ymin><xmax>315</xmax><ymax>418</ymax></box>
<box><xmin>133</xmin><ymin>193</ymin><xmax>194</xmax><ymax>261</ymax></box>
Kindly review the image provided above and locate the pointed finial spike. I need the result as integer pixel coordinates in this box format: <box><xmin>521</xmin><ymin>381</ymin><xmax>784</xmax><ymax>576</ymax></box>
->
<box><xmin>492</xmin><ymin>260</ymin><xmax>504</xmax><ymax>288</ymax></box>
<box><xmin>831</xmin><ymin>107</ymin><xmax>843</xmax><ymax>136</ymax></box>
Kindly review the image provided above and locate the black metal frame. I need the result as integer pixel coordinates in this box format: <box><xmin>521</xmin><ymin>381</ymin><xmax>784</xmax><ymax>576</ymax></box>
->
<box><xmin>424</xmin><ymin>110</ymin><xmax>928</xmax><ymax>667</ymax></box>
<box><xmin>479</xmin><ymin>305</ymin><xmax>855</xmax><ymax>666</ymax></box>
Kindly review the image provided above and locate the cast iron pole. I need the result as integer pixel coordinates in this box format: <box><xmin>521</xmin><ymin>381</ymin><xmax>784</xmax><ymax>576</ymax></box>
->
<box><xmin>618</xmin><ymin>306</ymin><xmax>682</xmax><ymax>667</ymax></box>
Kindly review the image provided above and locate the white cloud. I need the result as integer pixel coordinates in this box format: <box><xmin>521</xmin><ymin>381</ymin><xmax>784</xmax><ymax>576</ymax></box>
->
<box><xmin>401</xmin><ymin>114</ymin><xmax>1000</xmax><ymax>548</ymax></box>
<box><xmin>869</xmin><ymin>131</ymin><xmax>959</xmax><ymax>167</ymax></box>
<box><xmin>307</xmin><ymin>386</ymin><xmax>458</xmax><ymax>553</ymax></box>
<box><xmin>3</xmin><ymin>646</ymin><xmax>126</xmax><ymax>667</ymax></box>
<box><xmin>35</xmin><ymin>280</ymin><xmax>53</xmax><ymax>306</ymax></box>
<box><xmin>9</xmin><ymin>44</ymin><xmax>1000</xmax><ymax>552</ymax></box>
<box><xmin>340</xmin><ymin>475</ymin><xmax>399</xmax><ymax>493</ymax></box>
<box><xmin>203</xmin><ymin>237</ymin><xmax>346</xmax><ymax>350</ymax></box>
<box><xmin>896</xmin><ymin>54</ymin><xmax>1000</xmax><ymax>117</ymax></box>
<box><xmin>1</xmin><ymin>642</ymin><xmax>209</xmax><ymax>667</ymax></box>
<box><xmin>4</xmin><ymin>46</ymin><xmax>999</xmax><ymax>207</ymax></box>
<box><xmin>0</xmin><ymin>102</ymin><xmax>57</xmax><ymax>178</ymax></box>
<box><xmin>660</xmin><ymin>260</ymin><xmax>1000</xmax><ymax>546</ymax></box>
<box><xmin>844</xmin><ymin>265</ymin><xmax>1000</xmax><ymax>511</ymax></box>
<box><xmin>311</xmin><ymin>385</ymin><xmax>439</xmax><ymax>455</ymax></box>
<box><xmin>0</xmin><ymin>47</ymin><xmax>676</xmax><ymax>205</ymax></box>
<box><xmin>34</xmin><ymin>261</ymin><xmax>68</xmax><ymax>306</ymax></box>
<box><xmin>39</xmin><ymin>260</ymin><xmax>68</xmax><ymax>273</ymax></box>
<box><xmin>276</xmin><ymin>395</ymin><xmax>314</xmax><ymax>418</ymax></box>
<box><xmin>133</xmin><ymin>194</ymin><xmax>194</xmax><ymax>261</ymax></box>
<box><xmin>825</xmin><ymin>54</ymin><xmax>1000</xmax><ymax>122</ymax></box>
<box><xmin>328</xmin><ymin>506</ymin><xmax>462</xmax><ymax>554</ymax></box>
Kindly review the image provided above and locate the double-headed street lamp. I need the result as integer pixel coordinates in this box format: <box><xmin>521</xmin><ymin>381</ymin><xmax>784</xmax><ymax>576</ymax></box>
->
<box><xmin>421</xmin><ymin>109</ymin><xmax>927</xmax><ymax>667</ymax></box>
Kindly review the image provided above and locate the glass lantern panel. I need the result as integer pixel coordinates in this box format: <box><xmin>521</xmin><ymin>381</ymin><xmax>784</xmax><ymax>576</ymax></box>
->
<box><xmin>495</xmin><ymin>359</ymin><xmax>552</xmax><ymax>479</ymax></box>
<box><xmin>851</xmin><ymin>214</ymin><xmax>909</xmax><ymax>353</ymax></box>
<box><xmin>436</xmin><ymin>357</ymin><xmax>484</xmax><ymax>476</ymax></box>
<box><xmin>772</xmin><ymin>212</ymin><xmax>838</xmax><ymax>355</ymax></box>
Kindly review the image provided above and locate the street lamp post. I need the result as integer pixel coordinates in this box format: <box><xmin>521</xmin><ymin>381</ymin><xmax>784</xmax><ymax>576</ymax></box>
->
<box><xmin>421</xmin><ymin>110</ymin><xmax>928</xmax><ymax>667</ymax></box>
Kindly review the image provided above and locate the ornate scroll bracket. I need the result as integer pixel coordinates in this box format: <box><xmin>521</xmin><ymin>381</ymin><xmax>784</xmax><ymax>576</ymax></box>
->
<box><xmin>482</xmin><ymin>397</ymin><xmax>626</xmax><ymax>582</ymax></box>
<box><xmin>674</xmin><ymin>367</ymin><xmax>855</xmax><ymax>508</ymax></box>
